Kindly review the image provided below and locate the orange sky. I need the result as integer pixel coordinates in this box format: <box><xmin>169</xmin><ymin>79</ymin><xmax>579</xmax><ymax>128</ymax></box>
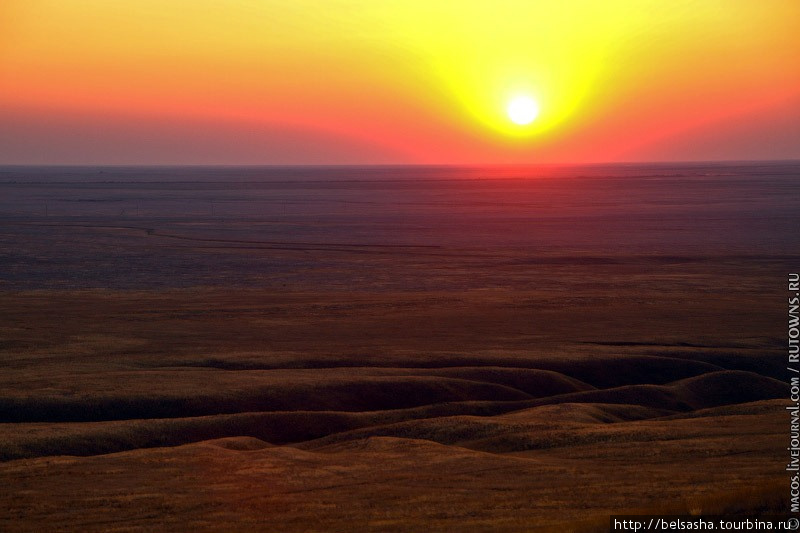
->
<box><xmin>1</xmin><ymin>1</ymin><xmax>798</xmax><ymax>164</ymax></box>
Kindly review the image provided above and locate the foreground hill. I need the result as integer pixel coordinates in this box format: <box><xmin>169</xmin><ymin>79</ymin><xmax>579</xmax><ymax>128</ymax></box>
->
<box><xmin>0</xmin><ymin>281</ymin><xmax>789</xmax><ymax>532</ymax></box>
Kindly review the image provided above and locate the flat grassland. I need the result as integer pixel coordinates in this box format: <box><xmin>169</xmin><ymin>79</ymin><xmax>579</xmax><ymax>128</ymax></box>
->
<box><xmin>0</xmin><ymin>167</ymin><xmax>796</xmax><ymax>531</ymax></box>
<box><xmin>0</xmin><ymin>250</ymin><xmax>790</xmax><ymax>532</ymax></box>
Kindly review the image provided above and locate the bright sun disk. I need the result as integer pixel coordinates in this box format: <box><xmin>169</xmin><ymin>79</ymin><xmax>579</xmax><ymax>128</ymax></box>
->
<box><xmin>507</xmin><ymin>96</ymin><xmax>539</xmax><ymax>125</ymax></box>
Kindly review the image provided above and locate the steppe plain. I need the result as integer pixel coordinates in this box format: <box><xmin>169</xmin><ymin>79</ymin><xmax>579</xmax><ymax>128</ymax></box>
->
<box><xmin>0</xmin><ymin>164</ymin><xmax>796</xmax><ymax>531</ymax></box>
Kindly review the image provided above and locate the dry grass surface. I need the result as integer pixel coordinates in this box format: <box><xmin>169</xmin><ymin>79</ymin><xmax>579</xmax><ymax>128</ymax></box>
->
<box><xmin>0</xmin><ymin>250</ymin><xmax>791</xmax><ymax>531</ymax></box>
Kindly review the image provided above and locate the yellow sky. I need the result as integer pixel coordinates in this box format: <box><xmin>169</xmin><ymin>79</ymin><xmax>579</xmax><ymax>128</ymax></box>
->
<box><xmin>1</xmin><ymin>0</ymin><xmax>798</xmax><ymax>163</ymax></box>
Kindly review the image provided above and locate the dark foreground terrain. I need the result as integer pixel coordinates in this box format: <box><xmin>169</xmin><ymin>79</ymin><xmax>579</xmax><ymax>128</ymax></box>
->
<box><xmin>0</xmin><ymin>267</ymin><xmax>791</xmax><ymax>532</ymax></box>
<box><xmin>0</xmin><ymin>164</ymin><xmax>797</xmax><ymax>531</ymax></box>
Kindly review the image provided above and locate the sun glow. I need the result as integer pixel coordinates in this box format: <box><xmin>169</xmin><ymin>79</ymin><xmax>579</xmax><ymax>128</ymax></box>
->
<box><xmin>507</xmin><ymin>96</ymin><xmax>539</xmax><ymax>125</ymax></box>
<box><xmin>0</xmin><ymin>1</ymin><xmax>798</xmax><ymax>163</ymax></box>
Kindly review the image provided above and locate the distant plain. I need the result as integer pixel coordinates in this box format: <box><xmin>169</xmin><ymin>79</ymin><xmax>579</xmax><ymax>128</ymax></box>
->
<box><xmin>0</xmin><ymin>163</ymin><xmax>797</xmax><ymax>531</ymax></box>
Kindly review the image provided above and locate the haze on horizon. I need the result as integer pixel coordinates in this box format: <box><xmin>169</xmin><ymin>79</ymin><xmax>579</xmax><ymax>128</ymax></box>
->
<box><xmin>1</xmin><ymin>0</ymin><xmax>798</xmax><ymax>166</ymax></box>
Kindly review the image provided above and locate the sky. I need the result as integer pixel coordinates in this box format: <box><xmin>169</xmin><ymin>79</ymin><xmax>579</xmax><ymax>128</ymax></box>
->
<box><xmin>1</xmin><ymin>0</ymin><xmax>798</xmax><ymax>165</ymax></box>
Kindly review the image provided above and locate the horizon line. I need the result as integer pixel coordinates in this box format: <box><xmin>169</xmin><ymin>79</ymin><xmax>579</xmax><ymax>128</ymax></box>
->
<box><xmin>1</xmin><ymin>158</ymin><xmax>799</xmax><ymax>169</ymax></box>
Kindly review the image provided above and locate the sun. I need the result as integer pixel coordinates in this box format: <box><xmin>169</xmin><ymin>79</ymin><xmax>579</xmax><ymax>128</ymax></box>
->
<box><xmin>507</xmin><ymin>96</ymin><xmax>540</xmax><ymax>125</ymax></box>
